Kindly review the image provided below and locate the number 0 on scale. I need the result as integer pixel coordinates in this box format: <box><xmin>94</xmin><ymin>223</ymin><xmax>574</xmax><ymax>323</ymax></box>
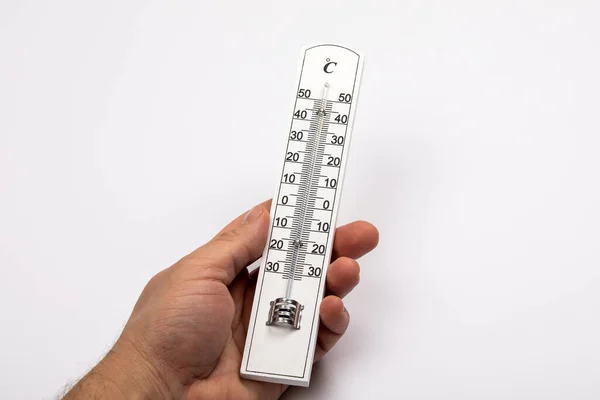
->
<box><xmin>241</xmin><ymin>44</ymin><xmax>364</xmax><ymax>387</ymax></box>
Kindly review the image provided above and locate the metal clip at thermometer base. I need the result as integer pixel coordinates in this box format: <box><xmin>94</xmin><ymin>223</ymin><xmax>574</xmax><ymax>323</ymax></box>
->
<box><xmin>267</xmin><ymin>297</ymin><xmax>303</xmax><ymax>329</ymax></box>
<box><xmin>241</xmin><ymin>44</ymin><xmax>364</xmax><ymax>387</ymax></box>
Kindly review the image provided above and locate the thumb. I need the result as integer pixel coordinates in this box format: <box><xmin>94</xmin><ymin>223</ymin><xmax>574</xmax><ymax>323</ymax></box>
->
<box><xmin>182</xmin><ymin>205</ymin><xmax>270</xmax><ymax>285</ymax></box>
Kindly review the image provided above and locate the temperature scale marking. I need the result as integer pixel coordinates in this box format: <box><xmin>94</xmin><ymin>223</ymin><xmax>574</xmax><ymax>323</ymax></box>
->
<box><xmin>241</xmin><ymin>44</ymin><xmax>364</xmax><ymax>387</ymax></box>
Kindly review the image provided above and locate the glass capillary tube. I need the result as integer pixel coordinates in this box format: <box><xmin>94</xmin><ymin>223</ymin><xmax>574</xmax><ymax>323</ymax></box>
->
<box><xmin>285</xmin><ymin>83</ymin><xmax>330</xmax><ymax>299</ymax></box>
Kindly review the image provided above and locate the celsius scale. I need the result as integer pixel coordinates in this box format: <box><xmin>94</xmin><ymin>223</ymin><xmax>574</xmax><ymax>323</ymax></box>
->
<box><xmin>241</xmin><ymin>44</ymin><xmax>364</xmax><ymax>387</ymax></box>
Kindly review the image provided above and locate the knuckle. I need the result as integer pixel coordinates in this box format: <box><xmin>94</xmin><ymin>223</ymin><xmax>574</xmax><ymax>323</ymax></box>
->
<box><xmin>213</xmin><ymin>227</ymin><xmax>242</xmax><ymax>243</ymax></box>
<box><xmin>212</xmin><ymin>228</ymin><xmax>253</xmax><ymax>271</ymax></box>
<box><xmin>175</xmin><ymin>255</ymin><xmax>226</xmax><ymax>282</ymax></box>
<box><xmin>147</xmin><ymin>270</ymin><xmax>165</xmax><ymax>288</ymax></box>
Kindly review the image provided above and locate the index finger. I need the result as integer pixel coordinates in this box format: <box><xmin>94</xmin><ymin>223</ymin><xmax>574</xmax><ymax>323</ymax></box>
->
<box><xmin>332</xmin><ymin>221</ymin><xmax>379</xmax><ymax>260</ymax></box>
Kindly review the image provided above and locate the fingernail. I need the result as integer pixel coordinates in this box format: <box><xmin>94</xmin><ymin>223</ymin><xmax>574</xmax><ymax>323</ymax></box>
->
<box><xmin>242</xmin><ymin>206</ymin><xmax>263</xmax><ymax>224</ymax></box>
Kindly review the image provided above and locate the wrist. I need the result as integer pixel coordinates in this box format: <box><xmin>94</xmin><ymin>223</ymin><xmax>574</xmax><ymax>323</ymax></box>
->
<box><xmin>104</xmin><ymin>337</ymin><xmax>180</xmax><ymax>399</ymax></box>
<box><xmin>63</xmin><ymin>338</ymin><xmax>180</xmax><ymax>400</ymax></box>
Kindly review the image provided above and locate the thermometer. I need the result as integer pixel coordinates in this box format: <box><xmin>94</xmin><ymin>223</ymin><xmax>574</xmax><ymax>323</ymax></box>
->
<box><xmin>241</xmin><ymin>44</ymin><xmax>364</xmax><ymax>387</ymax></box>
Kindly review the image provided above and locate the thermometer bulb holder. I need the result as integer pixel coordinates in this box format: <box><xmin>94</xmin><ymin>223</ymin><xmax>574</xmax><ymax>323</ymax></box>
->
<box><xmin>266</xmin><ymin>297</ymin><xmax>304</xmax><ymax>329</ymax></box>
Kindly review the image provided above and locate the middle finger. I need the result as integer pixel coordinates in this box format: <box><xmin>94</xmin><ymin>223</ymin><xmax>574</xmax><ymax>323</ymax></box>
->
<box><xmin>325</xmin><ymin>256</ymin><xmax>360</xmax><ymax>298</ymax></box>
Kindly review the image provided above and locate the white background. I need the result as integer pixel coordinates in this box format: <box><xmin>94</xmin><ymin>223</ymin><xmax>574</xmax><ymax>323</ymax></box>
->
<box><xmin>1</xmin><ymin>1</ymin><xmax>599</xmax><ymax>399</ymax></box>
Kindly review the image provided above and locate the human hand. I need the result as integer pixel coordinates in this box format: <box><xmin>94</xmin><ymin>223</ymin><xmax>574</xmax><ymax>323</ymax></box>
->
<box><xmin>63</xmin><ymin>199</ymin><xmax>378</xmax><ymax>400</ymax></box>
